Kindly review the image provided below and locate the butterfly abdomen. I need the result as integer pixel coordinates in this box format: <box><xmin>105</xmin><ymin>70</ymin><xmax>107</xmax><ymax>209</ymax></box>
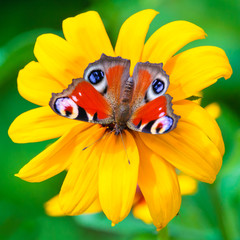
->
<box><xmin>121</xmin><ymin>77</ymin><xmax>134</xmax><ymax>104</ymax></box>
<box><xmin>114</xmin><ymin>77</ymin><xmax>134</xmax><ymax>133</ymax></box>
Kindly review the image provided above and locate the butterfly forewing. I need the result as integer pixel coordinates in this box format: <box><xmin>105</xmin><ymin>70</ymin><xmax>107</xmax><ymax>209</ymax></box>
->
<box><xmin>130</xmin><ymin>62</ymin><xmax>169</xmax><ymax>107</ymax></box>
<box><xmin>83</xmin><ymin>54</ymin><xmax>130</xmax><ymax>106</ymax></box>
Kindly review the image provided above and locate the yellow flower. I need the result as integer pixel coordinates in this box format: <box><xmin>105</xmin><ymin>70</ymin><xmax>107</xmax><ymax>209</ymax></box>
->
<box><xmin>8</xmin><ymin>9</ymin><xmax>232</xmax><ymax>230</ymax></box>
<box><xmin>44</xmin><ymin>103</ymin><xmax>219</xmax><ymax>225</ymax></box>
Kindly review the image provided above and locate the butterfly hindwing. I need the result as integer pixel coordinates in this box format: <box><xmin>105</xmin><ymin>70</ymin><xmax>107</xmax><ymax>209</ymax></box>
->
<box><xmin>49</xmin><ymin>79</ymin><xmax>113</xmax><ymax>124</ymax></box>
<box><xmin>127</xmin><ymin>95</ymin><xmax>179</xmax><ymax>134</ymax></box>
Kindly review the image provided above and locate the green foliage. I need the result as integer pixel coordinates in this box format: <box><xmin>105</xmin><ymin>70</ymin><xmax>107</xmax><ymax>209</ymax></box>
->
<box><xmin>0</xmin><ymin>0</ymin><xmax>239</xmax><ymax>239</ymax></box>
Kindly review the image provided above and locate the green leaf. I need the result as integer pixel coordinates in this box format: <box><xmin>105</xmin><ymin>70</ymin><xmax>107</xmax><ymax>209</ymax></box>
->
<box><xmin>186</xmin><ymin>96</ymin><xmax>202</xmax><ymax>101</ymax></box>
<box><xmin>75</xmin><ymin>212</ymin><xmax>156</xmax><ymax>235</ymax></box>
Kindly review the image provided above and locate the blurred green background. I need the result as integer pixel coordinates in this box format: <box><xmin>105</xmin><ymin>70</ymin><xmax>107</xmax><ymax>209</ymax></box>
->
<box><xmin>0</xmin><ymin>0</ymin><xmax>239</xmax><ymax>239</ymax></box>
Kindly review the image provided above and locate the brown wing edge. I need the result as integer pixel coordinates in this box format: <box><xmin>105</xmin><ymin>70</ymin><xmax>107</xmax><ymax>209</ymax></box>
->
<box><xmin>165</xmin><ymin>94</ymin><xmax>180</xmax><ymax>132</ymax></box>
<box><xmin>49</xmin><ymin>78</ymin><xmax>84</xmax><ymax>115</ymax></box>
<box><xmin>83</xmin><ymin>54</ymin><xmax>130</xmax><ymax>77</ymax></box>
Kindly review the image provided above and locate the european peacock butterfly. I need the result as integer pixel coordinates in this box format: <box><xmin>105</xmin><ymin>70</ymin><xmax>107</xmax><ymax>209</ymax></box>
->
<box><xmin>49</xmin><ymin>54</ymin><xmax>179</xmax><ymax>135</ymax></box>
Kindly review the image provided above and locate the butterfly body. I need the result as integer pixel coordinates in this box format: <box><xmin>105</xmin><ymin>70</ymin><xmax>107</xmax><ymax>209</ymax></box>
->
<box><xmin>113</xmin><ymin>76</ymin><xmax>134</xmax><ymax>133</ymax></box>
<box><xmin>50</xmin><ymin>54</ymin><xmax>179</xmax><ymax>135</ymax></box>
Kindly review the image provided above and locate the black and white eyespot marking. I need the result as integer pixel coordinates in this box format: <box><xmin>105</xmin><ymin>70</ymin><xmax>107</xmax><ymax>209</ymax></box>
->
<box><xmin>88</xmin><ymin>69</ymin><xmax>104</xmax><ymax>84</ymax></box>
<box><xmin>54</xmin><ymin>97</ymin><xmax>79</xmax><ymax>119</ymax></box>
<box><xmin>144</xmin><ymin>74</ymin><xmax>169</xmax><ymax>103</ymax></box>
<box><xmin>84</xmin><ymin>64</ymin><xmax>108</xmax><ymax>95</ymax></box>
<box><xmin>134</xmin><ymin>116</ymin><xmax>174</xmax><ymax>134</ymax></box>
<box><xmin>54</xmin><ymin>97</ymin><xmax>90</xmax><ymax>121</ymax></box>
<box><xmin>152</xmin><ymin>79</ymin><xmax>164</xmax><ymax>94</ymax></box>
<box><xmin>153</xmin><ymin>116</ymin><xmax>173</xmax><ymax>134</ymax></box>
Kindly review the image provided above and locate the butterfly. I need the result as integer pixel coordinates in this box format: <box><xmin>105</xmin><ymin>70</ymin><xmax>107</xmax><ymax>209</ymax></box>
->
<box><xmin>49</xmin><ymin>54</ymin><xmax>179</xmax><ymax>135</ymax></box>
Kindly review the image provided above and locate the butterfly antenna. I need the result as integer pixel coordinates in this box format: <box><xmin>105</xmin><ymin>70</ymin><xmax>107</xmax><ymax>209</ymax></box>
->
<box><xmin>120</xmin><ymin>131</ymin><xmax>130</xmax><ymax>164</ymax></box>
<box><xmin>82</xmin><ymin>130</ymin><xmax>113</xmax><ymax>151</ymax></box>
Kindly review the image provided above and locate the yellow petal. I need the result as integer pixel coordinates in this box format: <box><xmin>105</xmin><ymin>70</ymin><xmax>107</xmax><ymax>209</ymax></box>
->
<box><xmin>8</xmin><ymin>106</ymin><xmax>81</xmax><ymax>143</ymax></box>
<box><xmin>34</xmin><ymin>33</ymin><xmax>89</xmax><ymax>87</ymax></box>
<box><xmin>15</xmin><ymin>124</ymin><xmax>94</xmax><ymax>182</ymax></box>
<box><xmin>17</xmin><ymin>61</ymin><xmax>65</xmax><ymax>106</ymax></box>
<box><xmin>59</xmin><ymin>126</ymin><xmax>106</xmax><ymax>215</ymax></box>
<box><xmin>135</xmin><ymin>135</ymin><xmax>181</xmax><ymax>230</ymax></box>
<box><xmin>132</xmin><ymin>200</ymin><xmax>153</xmax><ymax>224</ymax></box>
<box><xmin>115</xmin><ymin>9</ymin><xmax>158</xmax><ymax>74</ymax></box>
<box><xmin>178</xmin><ymin>174</ymin><xmax>197</xmax><ymax>195</ymax></box>
<box><xmin>83</xmin><ymin>198</ymin><xmax>102</xmax><ymax>214</ymax></box>
<box><xmin>139</xmin><ymin>121</ymin><xmax>222</xmax><ymax>183</ymax></box>
<box><xmin>99</xmin><ymin>131</ymin><xmax>139</xmax><ymax>224</ymax></box>
<box><xmin>165</xmin><ymin>46</ymin><xmax>232</xmax><ymax>101</ymax></box>
<box><xmin>205</xmin><ymin>102</ymin><xmax>221</xmax><ymax>119</ymax></box>
<box><xmin>63</xmin><ymin>11</ymin><xmax>114</xmax><ymax>62</ymax></box>
<box><xmin>45</xmin><ymin>195</ymin><xmax>64</xmax><ymax>217</ymax></box>
<box><xmin>142</xmin><ymin>21</ymin><xmax>206</xmax><ymax>64</ymax></box>
<box><xmin>45</xmin><ymin>195</ymin><xmax>101</xmax><ymax>217</ymax></box>
<box><xmin>173</xmin><ymin>100</ymin><xmax>225</xmax><ymax>156</ymax></box>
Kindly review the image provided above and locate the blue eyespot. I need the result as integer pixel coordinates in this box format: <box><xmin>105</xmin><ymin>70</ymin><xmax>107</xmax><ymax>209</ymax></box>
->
<box><xmin>152</xmin><ymin>79</ymin><xmax>164</xmax><ymax>94</ymax></box>
<box><xmin>88</xmin><ymin>70</ymin><xmax>104</xmax><ymax>84</ymax></box>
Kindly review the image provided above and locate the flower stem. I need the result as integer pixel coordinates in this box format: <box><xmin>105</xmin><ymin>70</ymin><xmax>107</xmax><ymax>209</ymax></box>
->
<box><xmin>157</xmin><ymin>226</ymin><xmax>169</xmax><ymax>240</ymax></box>
<box><xmin>208</xmin><ymin>183</ymin><xmax>229</xmax><ymax>240</ymax></box>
